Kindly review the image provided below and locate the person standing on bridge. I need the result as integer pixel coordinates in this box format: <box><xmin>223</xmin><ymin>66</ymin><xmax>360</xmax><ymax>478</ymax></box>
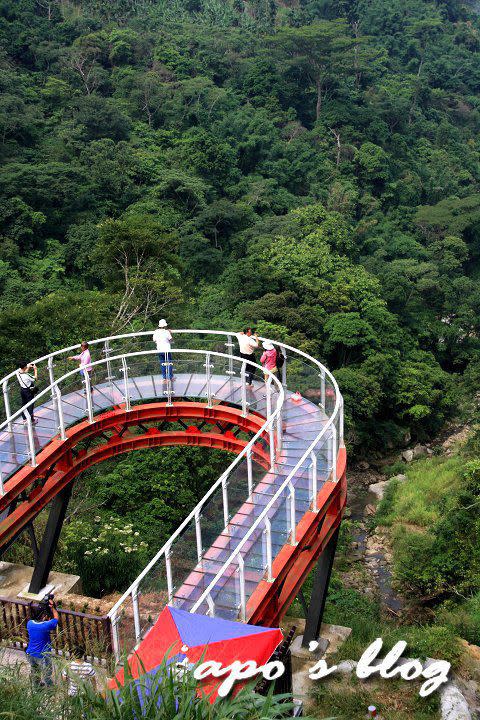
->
<box><xmin>236</xmin><ymin>328</ymin><xmax>259</xmax><ymax>386</ymax></box>
<box><xmin>260</xmin><ymin>341</ymin><xmax>278</xmax><ymax>382</ymax></box>
<box><xmin>153</xmin><ymin>319</ymin><xmax>174</xmax><ymax>381</ymax></box>
<box><xmin>26</xmin><ymin>597</ymin><xmax>59</xmax><ymax>687</ymax></box>
<box><xmin>68</xmin><ymin>341</ymin><xmax>92</xmax><ymax>384</ymax></box>
<box><xmin>17</xmin><ymin>361</ymin><xmax>38</xmax><ymax>425</ymax></box>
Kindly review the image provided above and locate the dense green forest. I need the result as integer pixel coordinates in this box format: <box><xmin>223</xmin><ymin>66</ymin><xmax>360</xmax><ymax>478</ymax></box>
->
<box><xmin>1</xmin><ymin>7</ymin><xmax>479</xmax><ymax>716</ymax></box>
<box><xmin>2</xmin><ymin>0</ymin><xmax>480</xmax><ymax>453</ymax></box>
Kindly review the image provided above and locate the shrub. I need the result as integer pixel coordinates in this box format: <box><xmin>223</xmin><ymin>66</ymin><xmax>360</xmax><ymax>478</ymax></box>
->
<box><xmin>0</xmin><ymin>655</ymin><xmax>325</xmax><ymax>720</ymax></box>
<box><xmin>463</xmin><ymin>425</ymin><xmax>480</xmax><ymax>457</ymax></box>
<box><xmin>375</xmin><ymin>477</ymin><xmax>401</xmax><ymax>525</ymax></box>
<box><xmin>403</xmin><ymin>625</ymin><xmax>462</xmax><ymax>668</ymax></box>
<box><xmin>384</xmin><ymin>460</ymin><xmax>408</xmax><ymax>478</ymax></box>
<box><xmin>323</xmin><ymin>577</ymin><xmax>383</xmax><ymax>659</ymax></box>
<box><xmin>391</xmin><ymin>527</ymin><xmax>445</xmax><ymax>598</ymax></box>
<box><xmin>437</xmin><ymin>593</ymin><xmax>480</xmax><ymax>645</ymax></box>
<box><xmin>63</xmin><ymin>516</ymin><xmax>149</xmax><ymax>597</ymax></box>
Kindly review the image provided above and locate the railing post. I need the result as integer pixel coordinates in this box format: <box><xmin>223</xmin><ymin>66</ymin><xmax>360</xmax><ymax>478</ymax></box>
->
<box><xmin>266</xmin><ymin>375</ymin><xmax>272</xmax><ymax>419</ymax></box>
<box><xmin>237</xmin><ymin>554</ymin><xmax>246</xmax><ymax>622</ymax></box>
<box><xmin>54</xmin><ymin>384</ymin><xmax>67</xmax><ymax>441</ymax></box>
<box><xmin>264</xmin><ymin>517</ymin><xmax>273</xmax><ymax>582</ymax></box>
<box><xmin>226</xmin><ymin>334</ymin><xmax>235</xmax><ymax>376</ymax></box>
<box><xmin>331</xmin><ymin>426</ymin><xmax>337</xmax><ymax>482</ymax></box>
<box><xmin>111</xmin><ymin>612</ymin><xmax>121</xmax><ymax>663</ymax></box>
<box><xmin>320</xmin><ymin>368</ymin><xmax>326</xmax><ymax>409</ymax></box>
<box><xmin>310</xmin><ymin>451</ymin><xmax>318</xmax><ymax>512</ymax></box>
<box><xmin>269</xmin><ymin>423</ymin><xmax>275</xmax><ymax>472</ymax></box>
<box><xmin>221</xmin><ymin>474</ymin><xmax>229</xmax><ymax>527</ymax></box>
<box><xmin>195</xmin><ymin>510</ymin><xmax>203</xmax><ymax>563</ymax></box>
<box><xmin>339</xmin><ymin>396</ymin><xmax>344</xmax><ymax>446</ymax></box>
<box><xmin>48</xmin><ymin>357</ymin><xmax>59</xmax><ymax>429</ymax></box>
<box><xmin>240</xmin><ymin>361</ymin><xmax>247</xmax><ymax>417</ymax></box>
<box><xmin>246</xmin><ymin>446</ymin><xmax>253</xmax><ymax>497</ymax></box>
<box><xmin>121</xmin><ymin>356</ymin><xmax>131</xmax><ymax>412</ymax></box>
<box><xmin>288</xmin><ymin>482</ymin><xmax>296</xmax><ymax>545</ymax></box>
<box><xmin>165</xmin><ymin>546</ymin><xmax>173</xmax><ymax>603</ymax></box>
<box><xmin>205</xmin><ymin>352</ymin><xmax>213</xmax><ymax>408</ymax></box>
<box><xmin>281</xmin><ymin>347</ymin><xmax>287</xmax><ymax>387</ymax></box>
<box><xmin>266</xmin><ymin>376</ymin><xmax>275</xmax><ymax>470</ymax></box>
<box><xmin>132</xmin><ymin>585</ymin><xmax>141</xmax><ymax>644</ymax></box>
<box><xmin>25</xmin><ymin>411</ymin><xmax>37</xmax><ymax>468</ymax></box>
<box><xmin>0</xmin><ymin>467</ymin><xmax>4</xmax><ymax>496</ymax></box>
<box><xmin>206</xmin><ymin>594</ymin><xmax>215</xmax><ymax>617</ymax></box>
<box><xmin>104</xmin><ymin>339</ymin><xmax>115</xmax><ymax>401</ymax></box>
<box><xmin>103</xmin><ymin>339</ymin><xmax>113</xmax><ymax>380</ymax></box>
<box><xmin>2</xmin><ymin>380</ymin><xmax>12</xmax><ymax>432</ymax></box>
<box><xmin>84</xmin><ymin>370</ymin><xmax>94</xmax><ymax>423</ymax></box>
<box><xmin>276</xmin><ymin>408</ymin><xmax>283</xmax><ymax>454</ymax></box>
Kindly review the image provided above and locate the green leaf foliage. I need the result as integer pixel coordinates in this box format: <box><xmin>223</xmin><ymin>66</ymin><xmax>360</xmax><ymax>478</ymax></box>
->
<box><xmin>1</xmin><ymin>0</ymin><xmax>480</xmax><ymax>459</ymax></box>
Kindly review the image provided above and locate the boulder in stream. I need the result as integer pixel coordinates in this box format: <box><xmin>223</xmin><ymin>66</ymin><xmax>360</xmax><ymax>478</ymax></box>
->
<box><xmin>440</xmin><ymin>683</ymin><xmax>472</xmax><ymax>720</ymax></box>
<box><xmin>413</xmin><ymin>443</ymin><xmax>428</xmax><ymax>458</ymax></box>
<box><xmin>368</xmin><ymin>481</ymin><xmax>388</xmax><ymax>500</ymax></box>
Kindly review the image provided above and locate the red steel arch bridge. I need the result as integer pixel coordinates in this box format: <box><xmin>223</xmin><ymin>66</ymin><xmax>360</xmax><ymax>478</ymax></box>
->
<box><xmin>0</xmin><ymin>330</ymin><xmax>346</xmax><ymax>661</ymax></box>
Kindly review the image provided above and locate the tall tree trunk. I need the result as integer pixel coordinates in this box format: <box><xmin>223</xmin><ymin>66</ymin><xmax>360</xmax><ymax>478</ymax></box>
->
<box><xmin>330</xmin><ymin>128</ymin><xmax>341</xmax><ymax>167</ymax></box>
<box><xmin>352</xmin><ymin>20</ymin><xmax>361</xmax><ymax>88</ymax></box>
<box><xmin>316</xmin><ymin>77</ymin><xmax>323</xmax><ymax>121</ymax></box>
<box><xmin>408</xmin><ymin>55</ymin><xmax>424</xmax><ymax>125</ymax></box>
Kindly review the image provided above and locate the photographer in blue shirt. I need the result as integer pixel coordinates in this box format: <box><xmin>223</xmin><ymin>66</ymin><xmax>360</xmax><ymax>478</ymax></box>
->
<box><xmin>26</xmin><ymin>596</ymin><xmax>59</xmax><ymax>687</ymax></box>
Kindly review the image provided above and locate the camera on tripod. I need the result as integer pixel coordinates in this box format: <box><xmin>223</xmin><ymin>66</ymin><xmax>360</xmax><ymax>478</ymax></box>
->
<box><xmin>38</xmin><ymin>592</ymin><xmax>55</xmax><ymax>618</ymax></box>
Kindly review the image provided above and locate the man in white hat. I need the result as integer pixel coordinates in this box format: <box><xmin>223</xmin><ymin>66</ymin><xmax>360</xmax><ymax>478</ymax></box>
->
<box><xmin>236</xmin><ymin>327</ymin><xmax>259</xmax><ymax>386</ymax></box>
<box><xmin>153</xmin><ymin>319</ymin><xmax>173</xmax><ymax>380</ymax></box>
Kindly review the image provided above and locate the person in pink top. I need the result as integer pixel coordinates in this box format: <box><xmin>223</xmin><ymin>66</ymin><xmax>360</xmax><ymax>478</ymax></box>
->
<box><xmin>260</xmin><ymin>341</ymin><xmax>278</xmax><ymax>381</ymax></box>
<box><xmin>68</xmin><ymin>341</ymin><xmax>92</xmax><ymax>381</ymax></box>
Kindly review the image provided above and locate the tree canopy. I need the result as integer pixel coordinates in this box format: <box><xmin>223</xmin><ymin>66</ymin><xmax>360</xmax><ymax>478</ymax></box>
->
<box><xmin>0</xmin><ymin>0</ymin><xmax>479</xmax><ymax>451</ymax></box>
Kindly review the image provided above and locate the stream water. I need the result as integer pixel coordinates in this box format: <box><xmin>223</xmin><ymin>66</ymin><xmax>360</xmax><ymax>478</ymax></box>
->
<box><xmin>347</xmin><ymin>480</ymin><xmax>404</xmax><ymax>616</ymax></box>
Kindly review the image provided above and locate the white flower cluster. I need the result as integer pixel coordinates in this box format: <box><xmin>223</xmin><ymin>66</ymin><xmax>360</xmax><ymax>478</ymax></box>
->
<box><xmin>80</xmin><ymin>519</ymin><xmax>148</xmax><ymax>557</ymax></box>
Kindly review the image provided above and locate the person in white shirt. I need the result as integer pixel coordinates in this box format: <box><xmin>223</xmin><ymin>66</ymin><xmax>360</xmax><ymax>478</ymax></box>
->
<box><xmin>153</xmin><ymin>319</ymin><xmax>173</xmax><ymax>380</ymax></box>
<box><xmin>17</xmin><ymin>361</ymin><xmax>38</xmax><ymax>425</ymax></box>
<box><xmin>236</xmin><ymin>328</ymin><xmax>259</xmax><ymax>386</ymax></box>
<box><xmin>62</xmin><ymin>644</ymin><xmax>97</xmax><ymax>697</ymax></box>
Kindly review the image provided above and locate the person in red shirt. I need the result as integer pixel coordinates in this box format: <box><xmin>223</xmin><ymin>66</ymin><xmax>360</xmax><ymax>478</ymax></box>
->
<box><xmin>260</xmin><ymin>341</ymin><xmax>278</xmax><ymax>381</ymax></box>
<box><xmin>68</xmin><ymin>341</ymin><xmax>92</xmax><ymax>381</ymax></box>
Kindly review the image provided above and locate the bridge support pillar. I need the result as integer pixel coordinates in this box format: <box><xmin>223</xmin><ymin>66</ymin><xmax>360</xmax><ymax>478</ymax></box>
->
<box><xmin>29</xmin><ymin>482</ymin><xmax>73</xmax><ymax>594</ymax></box>
<box><xmin>301</xmin><ymin>526</ymin><xmax>339</xmax><ymax>648</ymax></box>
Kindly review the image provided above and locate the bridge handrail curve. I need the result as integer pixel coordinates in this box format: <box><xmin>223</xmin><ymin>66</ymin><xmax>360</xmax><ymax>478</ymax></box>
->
<box><xmin>0</xmin><ymin>349</ymin><xmax>283</xmax><ymax>480</ymax></box>
<box><xmin>188</xmin><ymin>373</ymin><xmax>342</xmax><ymax>616</ymax></box>
<box><xmin>0</xmin><ymin>330</ymin><xmax>340</xmax><ymax>433</ymax></box>
<box><xmin>0</xmin><ymin>330</ymin><xmax>343</xmax><ymax>639</ymax></box>
<box><xmin>103</xmin><ymin>337</ymin><xmax>343</xmax><ymax>632</ymax></box>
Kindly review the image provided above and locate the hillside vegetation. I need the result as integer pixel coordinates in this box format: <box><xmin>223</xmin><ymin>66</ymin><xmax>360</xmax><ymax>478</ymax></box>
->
<box><xmin>377</xmin><ymin>435</ymin><xmax>480</xmax><ymax>643</ymax></box>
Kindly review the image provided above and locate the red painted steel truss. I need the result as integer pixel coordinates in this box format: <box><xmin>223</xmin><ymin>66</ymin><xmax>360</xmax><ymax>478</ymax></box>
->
<box><xmin>0</xmin><ymin>402</ymin><xmax>271</xmax><ymax>551</ymax></box>
<box><xmin>249</xmin><ymin>448</ymin><xmax>347</xmax><ymax>628</ymax></box>
<box><xmin>0</xmin><ymin>400</ymin><xmax>346</xmax><ymax>626</ymax></box>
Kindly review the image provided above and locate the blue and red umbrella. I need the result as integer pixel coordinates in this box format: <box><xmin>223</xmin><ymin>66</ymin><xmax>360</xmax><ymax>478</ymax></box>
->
<box><xmin>109</xmin><ymin>605</ymin><xmax>283</xmax><ymax>701</ymax></box>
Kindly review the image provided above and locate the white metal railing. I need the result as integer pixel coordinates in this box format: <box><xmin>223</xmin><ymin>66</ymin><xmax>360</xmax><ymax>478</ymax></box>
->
<box><xmin>0</xmin><ymin>330</ymin><xmax>343</xmax><ymax>659</ymax></box>
<box><xmin>189</xmin><ymin>409</ymin><xmax>339</xmax><ymax>618</ymax></box>
<box><xmin>0</xmin><ymin>347</ymin><xmax>282</xmax><ymax>493</ymax></box>
<box><xmin>102</xmin><ymin>355</ymin><xmax>284</xmax><ymax>660</ymax></box>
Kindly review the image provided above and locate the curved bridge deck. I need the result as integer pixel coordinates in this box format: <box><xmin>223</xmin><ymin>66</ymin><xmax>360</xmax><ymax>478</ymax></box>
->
<box><xmin>0</xmin><ymin>332</ymin><xmax>346</xmax><ymax>658</ymax></box>
<box><xmin>0</xmin><ymin>373</ymin><xmax>325</xmax><ymax>485</ymax></box>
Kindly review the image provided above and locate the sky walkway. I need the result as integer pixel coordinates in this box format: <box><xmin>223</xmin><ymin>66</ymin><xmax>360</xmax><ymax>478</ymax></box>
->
<box><xmin>0</xmin><ymin>331</ymin><xmax>346</xmax><ymax>660</ymax></box>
